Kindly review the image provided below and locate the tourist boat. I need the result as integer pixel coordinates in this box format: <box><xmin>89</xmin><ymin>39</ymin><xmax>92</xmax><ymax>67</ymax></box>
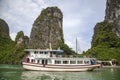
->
<box><xmin>22</xmin><ymin>48</ymin><xmax>101</xmax><ymax>72</ymax></box>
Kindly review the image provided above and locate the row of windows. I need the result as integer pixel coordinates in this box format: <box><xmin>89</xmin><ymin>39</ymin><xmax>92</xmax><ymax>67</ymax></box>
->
<box><xmin>55</xmin><ymin>60</ymin><xmax>90</xmax><ymax>64</ymax></box>
<box><xmin>34</xmin><ymin>51</ymin><xmax>48</xmax><ymax>54</ymax></box>
<box><xmin>34</xmin><ymin>51</ymin><xmax>55</xmax><ymax>54</ymax></box>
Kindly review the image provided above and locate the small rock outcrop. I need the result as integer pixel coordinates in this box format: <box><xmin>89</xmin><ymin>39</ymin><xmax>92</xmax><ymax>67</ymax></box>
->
<box><xmin>29</xmin><ymin>7</ymin><xmax>64</xmax><ymax>49</ymax></box>
<box><xmin>15</xmin><ymin>31</ymin><xmax>29</xmax><ymax>47</ymax></box>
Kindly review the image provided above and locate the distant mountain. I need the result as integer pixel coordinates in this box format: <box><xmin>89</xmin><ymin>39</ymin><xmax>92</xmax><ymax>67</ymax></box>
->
<box><xmin>84</xmin><ymin>0</ymin><xmax>120</xmax><ymax>63</ymax></box>
<box><xmin>15</xmin><ymin>31</ymin><xmax>29</xmax><ymax>47</ymax></box>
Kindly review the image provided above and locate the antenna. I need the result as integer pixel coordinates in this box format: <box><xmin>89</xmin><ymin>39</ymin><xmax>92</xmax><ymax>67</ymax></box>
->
<box><xmin>76</xmin><ymin>38</ymin><xmax>78</xmax><ymax>53</ymax></box>
<box><xmin>76</xmin><ymin>37</ymin><xmax>81</xmax><ymax>54</ymax></box>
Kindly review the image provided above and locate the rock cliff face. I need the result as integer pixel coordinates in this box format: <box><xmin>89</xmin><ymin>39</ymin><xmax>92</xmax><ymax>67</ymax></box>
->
<box><xmin>92</xmin><ymin>0</ymin><xmax>120</xmax><ymax>47</ymax></box>
<box><xmin>105</xmin><ymin>0</ymin><xmax>120</xmax><ymax>37</ymax></box>
<box><xmin>85</xmin><ymin>0</ymin><xmax>120</xmax><ymax>62</ymax></box>
<box><xmin>29</xmin><ymin>7</ymin><xmax>64</xmax><ymax>49</ymax></box>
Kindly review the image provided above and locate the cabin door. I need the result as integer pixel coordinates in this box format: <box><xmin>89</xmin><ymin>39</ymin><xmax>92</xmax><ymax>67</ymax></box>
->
<box><xmin>37</xmin><ymin>60</ymin><xmax>39</xmax><ymax>63</ymax></box>
<box><xmin>42</xmin><ymin>60</ymin><xmax>44</xmax><ymax>64</ymax></box>
<box><xmin>42</xmin><ymin>59</ymin><xmax>48</xmax><ymax>65</ymax></box>
<box><xmin>45</xmin><ymin>60</ymin><xmax>48</xmax><ymax>65</ymax></box>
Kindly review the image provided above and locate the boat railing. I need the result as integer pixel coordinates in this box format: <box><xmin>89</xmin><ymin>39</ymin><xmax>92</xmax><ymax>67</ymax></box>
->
<box><xmin>32</xmin><ymin>54</ymin><xmax>50</xmax><ymax>58</ymax></box>
<box><xmin>50</xmin><ymin>54</ymin><xmax>80</xmax><ymax>58</ymax></box>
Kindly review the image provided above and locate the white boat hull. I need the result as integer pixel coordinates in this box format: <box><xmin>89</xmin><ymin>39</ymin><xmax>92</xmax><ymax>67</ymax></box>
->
<box><xmin>22</xmin><ymin>62</ymin><xmax>101</xmax><ymax>72</ymax></box>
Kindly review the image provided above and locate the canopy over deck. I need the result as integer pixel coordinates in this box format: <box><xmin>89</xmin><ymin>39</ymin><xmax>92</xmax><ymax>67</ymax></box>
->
<box><xmin>25</xmin><ymin>49</ymin><xmax>64</xmax><ymax>53</ymax></box>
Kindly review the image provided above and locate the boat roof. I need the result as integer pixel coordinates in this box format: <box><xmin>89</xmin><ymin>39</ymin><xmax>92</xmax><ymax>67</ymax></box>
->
<box><xmin>35</xmin><ymin>58</ymin><xmax>95</xmax><ymax>60</ymax></box>
<box><xmin>25</xmin><ymin>49</ymin><xmax>63</xmax><ymax>53</ymax></box>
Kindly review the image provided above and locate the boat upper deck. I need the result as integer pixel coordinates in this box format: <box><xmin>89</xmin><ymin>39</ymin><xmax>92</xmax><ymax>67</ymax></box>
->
<box><xmin>25</xmin><ymin>49</ymin><xmax>63</xmax><ymax>53</ymax></box>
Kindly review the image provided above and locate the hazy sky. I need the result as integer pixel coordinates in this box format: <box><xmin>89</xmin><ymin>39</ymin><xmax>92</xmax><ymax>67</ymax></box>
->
<box><xmin>0</xmin><ymin>0</ymin><xmax>106</xmax><ymax>53</ymax></box>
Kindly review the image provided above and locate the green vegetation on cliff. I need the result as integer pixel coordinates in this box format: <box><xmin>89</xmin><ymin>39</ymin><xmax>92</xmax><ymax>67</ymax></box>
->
<box><xmin>59</xmin><ymin>42</ymin><xmax>76</xmax><ymax>55</ymax></box>
<box><xmin>0</xmin><ymin>19</ymin><xmax>28</xmax><ymax>64</ymax></box>
<box><xmin>0</xmin><ymin>19</ymin><xmax>15</xmax><ymax>64</ymax></box>
<box><xmin>13</xmin><ymin>31</ymin><xmax>28</xmax><ymax>64</ymax></box>
<box><xmin>0</xmin><ymin>31</ymin><xmax>28</xmax><ymax>64</ymax></box>
<box><xmin>84</xmin><ymin>21</ymin><xmax>120</xmax><ymax>63</ymax></box>
<box><xmin>92</xmin><ymin>21</ymin><xmax>120</xmax><ymax>48</ymax></box>
<box><xmin>0</xmin><ymin>36</ymin><xmax>15</xmax><ymax>64</ymax></box>
<box><xmin>35</xmin><ymin>7</ymin><xmax>62</xmax><ymax>23</ymax></box>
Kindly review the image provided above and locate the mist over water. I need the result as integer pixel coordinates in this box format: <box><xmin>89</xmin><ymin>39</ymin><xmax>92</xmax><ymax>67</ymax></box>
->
<box><xmin>0</xmin><ymin>64</ymin><xmax>120</xmax><ymax>80</ymax></box>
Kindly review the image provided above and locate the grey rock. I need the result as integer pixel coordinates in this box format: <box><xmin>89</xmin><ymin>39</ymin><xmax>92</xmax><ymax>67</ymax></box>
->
<box><xmin>29</xmin><ymin>7</ymin><xmax>64</xmax><ymax>49</ymax></box>
<box><xmin>105</xmin><ymin>0</ymin><xmax>120</xmax><ymax>37</ymax></box>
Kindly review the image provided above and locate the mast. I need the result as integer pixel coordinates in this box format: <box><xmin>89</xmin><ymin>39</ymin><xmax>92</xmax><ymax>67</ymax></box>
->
<box><xmin>76</xmin><ymin>37</ymin><xmax>81</xmax><ymax>54</ymax></box>
<box><xmin>76</xmin><ymin>38</ymin><xmax>78</xmax><ymax>53</ymax></box>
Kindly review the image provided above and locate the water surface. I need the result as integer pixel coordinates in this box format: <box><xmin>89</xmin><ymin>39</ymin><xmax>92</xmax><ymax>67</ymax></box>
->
<box><xmin>0</xmin><ymin>64</ymin><xmax>120</xmax><ymax>80</ymax></box>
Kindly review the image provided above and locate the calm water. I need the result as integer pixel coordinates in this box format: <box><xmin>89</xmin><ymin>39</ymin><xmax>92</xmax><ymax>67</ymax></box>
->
<box><xmin>0</xmin><ymin>64</ymin><xmax>120</xmax><ymax>80</ymax></box>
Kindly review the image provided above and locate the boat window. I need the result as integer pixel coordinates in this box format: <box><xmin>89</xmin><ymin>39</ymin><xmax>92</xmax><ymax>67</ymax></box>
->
<box><xmin>40</xmin><ymin>51</ymin><xmax>43</xmax><ymax>54</ymax></box>
<box><xmin>48</xmin><ymin>60</ymin><xmax>52</xmax><ymax>64</ymax></box>
<box><xmin>77</xmin><ymin>61</ymin><xmax>83</xmax><ymax>64</ymax></box>
<box><xmin>31</xmin><ymin>55</ymin><xmax>34</xmax><ymax>57</ymax></box>
<box><xmin>26</xmin><ymin>51</ymin><xmax>29</xmax><ymax>54</ymax></box>
<box><xmin>34</xmin><ymin>51</ymin><xmax>36</xmax><ymax>54</ymax></box>
<box><xmin>90</xmin><ymin>59</ymin><xmax>95</xmax><ymax>65</ymax></box>
<box><xmin>50</xmin><ymin>53</ymin><xmax>53</xmax><ymax>57</ymax></box>
<box><xmin>35</xmin><ymin>51</ymin><xmax>38</xmax><ymax>54</ymax></box>
<box><xmin>70</xmin><ymin>61</ymin><xmax>76</xmax><ymax>64</ymax></box>
<box><xmin>50</xmin><ymin>52</ymin><xmax>54</xmax><ymax>54</ymax></box>
<box><xmin>55</xmin><ymin>60</ymin><xmax>61</xmax><ymax>64</ymax></box>
<box><xmin>63</xmin><ymin>61</ymin><xmax>69</xmax><ymax>64</ymax></box>
<box><xmin>31</xmin><ymin>59</ymin><xmax>35</xmax><ymax>63</ymax></box>
<box><xmin>57</xmin><ymin>55</ymin><xmax>62</xmax><ymax>57</ymax></box>
<box><xmin>56</xmin><ymin>54</ymin><xmax>59</xmax><ymax>57</ymax></box>
<box><xmin>84</xmin><ymin>61</ymin><xmax>90</xmax><ymax>64</ymax></box>
<box><xmin>44</xmin><ymin>52</ymin><xmax>48</xmax><ymax>54</ymax></box>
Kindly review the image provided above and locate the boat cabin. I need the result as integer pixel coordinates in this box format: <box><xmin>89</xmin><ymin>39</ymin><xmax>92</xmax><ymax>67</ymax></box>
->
<box><xmin>24</xmin><ymin>49</ymin><xmax>96</xmax><ymax>65</ymax></box>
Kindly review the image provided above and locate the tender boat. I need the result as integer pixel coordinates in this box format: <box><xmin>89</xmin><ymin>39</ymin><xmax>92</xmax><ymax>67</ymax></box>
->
<box><xmin>22</xmin><ymin>48</ymin><xmax>101</xmax><ymax>72</ymax></box>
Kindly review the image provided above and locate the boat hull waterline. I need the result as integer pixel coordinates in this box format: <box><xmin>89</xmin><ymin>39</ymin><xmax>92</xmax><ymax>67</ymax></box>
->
<box><xmin>22</xmin><ymin>62</ymin><xmax>100</xmax><ymax>72</ymax></box>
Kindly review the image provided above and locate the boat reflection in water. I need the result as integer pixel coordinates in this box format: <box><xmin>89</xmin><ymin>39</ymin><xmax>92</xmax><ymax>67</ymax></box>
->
<box><xmin>21</xmin><ymin>70</ymin><xmax>101</xmax><ymax>80</ymax></box>
<box><xmin>20</xmin><ymin>68</ymin><xmax>120</xmax><ymax>80</ymax></box>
